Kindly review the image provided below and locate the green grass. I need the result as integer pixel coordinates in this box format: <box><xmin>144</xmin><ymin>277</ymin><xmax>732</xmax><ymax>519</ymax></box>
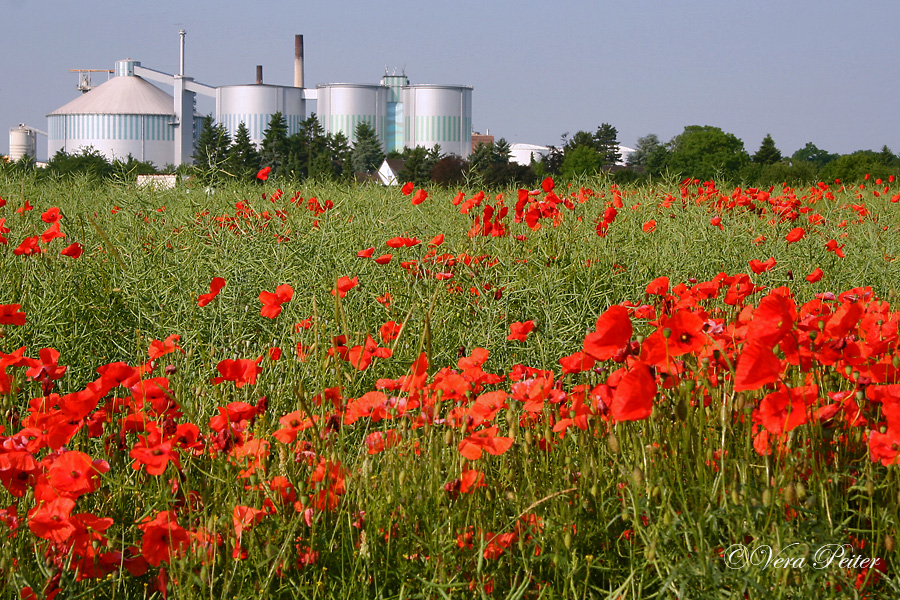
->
<box><xmin>1</xmin><ymin>172</ymin><xmax>899</xmax><ymax>599</ymax></box>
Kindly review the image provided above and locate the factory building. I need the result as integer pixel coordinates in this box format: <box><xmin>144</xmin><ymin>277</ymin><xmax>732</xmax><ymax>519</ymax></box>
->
<box><xmin>40</xmin><ymin>33</ymin><xmax>473</xmax><ymax>166</ymax></box>
<box><xmin>317</xmin><ymin>74</ymin><xmax>473</xmax><ymax>158</ymax></box>
<box><xmin>47</xmin><ymin>59</ymin><xmax>202</xmax><ymax>167</ymax></box>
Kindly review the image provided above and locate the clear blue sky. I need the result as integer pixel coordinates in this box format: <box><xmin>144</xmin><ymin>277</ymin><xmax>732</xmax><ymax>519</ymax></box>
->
<box><xmin>2</xmin><ymin>0</ymin><xmax>897</xmax><ymax>161</ymax></box>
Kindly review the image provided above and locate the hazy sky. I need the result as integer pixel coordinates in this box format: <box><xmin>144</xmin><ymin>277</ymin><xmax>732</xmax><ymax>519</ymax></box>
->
<box><xmin>2</xmin><ymin>0</ymin><xmax>898</xmax><ymax>160</ymax></box>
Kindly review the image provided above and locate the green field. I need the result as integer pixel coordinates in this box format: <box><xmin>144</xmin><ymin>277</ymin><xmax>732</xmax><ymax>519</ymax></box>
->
<box><xmin>1</xmin><ymin>173</ymin><xmax>900</xmax><ymax>599</ymax></box>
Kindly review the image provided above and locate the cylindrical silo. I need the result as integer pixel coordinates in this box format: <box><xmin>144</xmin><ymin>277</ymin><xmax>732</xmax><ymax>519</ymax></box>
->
<box><xmin>216</xmin><ymin>84</ymin><xmax>306</xmax><ymax>147</ymax></box>
<box><xmin>316</xmin><ymin>84</ymin><xmax>387</xmax><ymax>146</ymax></box>
<box><xmin>380</xmin><ymin>74</ymin><xmax>408</xmax><ymax>154</ymax></box>
<box><xmin>9</xmin><ymin>125</ymin><xmax>37</xmax><ymax>162</ymax></box>
<box><xmin>47</xmin><ymin>60</ymin><xmax>177</xmax><ymax>167</ymax></box>
<box><xmin>403</xmin><ymin>84</ymin><xmax>472</xmax><ymax>158</ymax></box>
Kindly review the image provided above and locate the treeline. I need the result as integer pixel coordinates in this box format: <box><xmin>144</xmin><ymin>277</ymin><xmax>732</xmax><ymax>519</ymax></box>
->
<box><xmin>621</xmin><ymin>126</ymin><xmax>900</xmax><ymax>185</ymax></box>
<box><xmin>193</xmin><ymin>112</ymin><xmax>539</xmax><ymax>188</ymax></box>
<box><xmin>5</xmin><ymin>117</ymin><xmax>898</xmax><ymax>186</ymax></box>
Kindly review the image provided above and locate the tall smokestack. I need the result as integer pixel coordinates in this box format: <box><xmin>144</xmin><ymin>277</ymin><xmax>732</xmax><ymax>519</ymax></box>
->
<box><xmin>256</xmin><ymin>65</ymin><xmax>263</xmax><ymax>84</ymax></box>
<box><xmin>294</xmin><ymin>34</ymin><xmax>304</xmax><ymax>88</ymax></box>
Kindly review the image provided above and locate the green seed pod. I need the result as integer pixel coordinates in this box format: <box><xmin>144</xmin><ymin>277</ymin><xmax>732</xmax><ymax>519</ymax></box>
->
<box><xmin>867</xmin><ymin>479</ymin><xmax>875</xmax><ymax>497</ymax></box>
<box><xmin>524</xmin><ymin>429</ymin><xmax>533</xmax><ymax>446</ymax></box>
<box><xmin>607</xmin><ymin>433</ymin><xmax>620</xmax><ymax>454</ymax></box>
<box><xmin>762</xmin><ymin>489</ymin><xmax>772</xmax><ymax>507</ymax></box>
<box><xmin>564</xmin><ymin>531</ymin><xmax>572</xmax><ymax>549</ymax></box>
<box><xmin>632</xmin><ymin>467</ymin><xmax>644</xmax><ymax>488</ymax></box>
<box><xmin>676</xmin><ymin>397</ymin><xmax>688</xmax><ymax>421</ymax></box>
<box><xmin>784</xmin><ymin>483</ymin><xmax>797</xmax><ymax>505</ymax></box>
<box><xmin>444</xmin><ymin>429</ymin><xmax>454</xmax><ymax>446</ymax></box>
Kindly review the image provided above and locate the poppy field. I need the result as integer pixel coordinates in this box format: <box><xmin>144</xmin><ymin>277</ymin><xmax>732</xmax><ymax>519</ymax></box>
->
<box><xmin>2</xmin><ymin>172</ymin><xmax>900</xmax><ymax>599</ymax></box>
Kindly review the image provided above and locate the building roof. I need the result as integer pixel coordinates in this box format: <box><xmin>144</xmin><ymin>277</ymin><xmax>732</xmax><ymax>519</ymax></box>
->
<box><xmin>48</xmin><ymin>75</ymin><xmax>175</xmax><ymax>116</ymax></box>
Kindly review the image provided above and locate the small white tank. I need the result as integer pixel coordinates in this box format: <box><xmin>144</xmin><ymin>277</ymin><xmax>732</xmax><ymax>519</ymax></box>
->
<box><xmin>9</xmin><ymin>125</ymin><xmax>37</xmax><ymax>161</ymax></box>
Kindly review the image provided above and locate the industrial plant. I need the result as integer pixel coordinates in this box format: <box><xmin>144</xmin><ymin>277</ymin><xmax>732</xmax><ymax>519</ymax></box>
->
<box><xmin>7</xmin><ymin>32</ymin><xmax>474</xmax><ymax>167</ymax></box>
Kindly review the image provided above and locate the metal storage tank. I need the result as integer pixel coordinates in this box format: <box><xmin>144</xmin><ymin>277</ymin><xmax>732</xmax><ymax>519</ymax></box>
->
<box><xmin>381</xmin><ymin>74</ymin><xmax>408</xmax><ymax>154</ymax></box>
<box><xmin>403</xmin><ymin>84</ymin><xmax>472</xmax><ymax>158</ymax></box>
<box><xmin>216</xmin><ymin>84</ymin><xmax>306</xmax><ymax>147</ymax></box>
<box><xmin>9</xmin><ymin>125</ymin><xmax>37</xmax><ymax>161</ymax></box>
<box><xmin>47</xmin><ymin>60</ymin><xmax>178</xmax><ymax>167</ymax></box>
<box><xmin>316</xmin><ymin>84</ymin><xmax>387</xmax><ymax>145</ymax></box>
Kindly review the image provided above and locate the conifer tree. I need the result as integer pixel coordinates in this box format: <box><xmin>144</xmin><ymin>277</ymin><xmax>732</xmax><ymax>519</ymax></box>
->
<box><xmin>228</xmin><ymin>121</ymin><xmax>260</xmax><ymax>178</ymax></box>
<box><xmin>350</xmin><ymin>121</ymin><xmax>385</xmax><ymax>173</ymax></box>
<box><xmin>752</xmin><ymin>134</ymin><xmax>782</xmax><ymax>165</ymax></box>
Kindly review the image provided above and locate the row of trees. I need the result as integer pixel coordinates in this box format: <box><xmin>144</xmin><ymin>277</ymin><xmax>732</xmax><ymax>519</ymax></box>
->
<box><xmin>624</xmin><ymin>127</ymin><xmax>900</xmax><ymax>184</ymax></box>
<box><xmin>7</xmin><ymin>115</ymin><xmax>896</xmax><ymax>186</ymax></box>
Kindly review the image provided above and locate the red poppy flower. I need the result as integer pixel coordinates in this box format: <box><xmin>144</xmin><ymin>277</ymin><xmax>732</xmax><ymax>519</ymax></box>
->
<box><xmin>583</xmin><ymin>305</ymin><xmax>632</xmax><ymax>360</ymax></box>
<box><xmin>825</xmin><ymin>239</ymin><xmax>845</xmax><ymax>258</ymax></box>
<box><xmin>806</xmin><ymin>268</ymin><xmax>824</xmax><ymax>283</ymax></box>
<box><xmin>710</xmin><ymin>216</ymin><xmax>724</xmax><ymax>230</ymax></box>
<box><xmin>40</xmin><ymin>222</ymin><xmax>65</xmax><ymax>244</ymax></box>
<box><xmin>458</xmin><ymin>426</ymin><xmax>514</xmax><ymax>460</ymax></box>
<box><xmin>429</xmin><ymin>234</ymin><xmax>444</xmax><ymax>247</ymax></box>
<box><xmin>149</xmin><ymin>334</ymin><xmax>182</xmax><ymax>360</ymax></box>
<box><xmin>386</xmin><ymin>236</ymin><xmax>420</xmax><ymax>248</ymax></box>
<box><xmin>374</xmin><ymin>253</ymin><xmax>392</xmax><ymax>265</ymax></box>
<box><xmin>507</xmin><ymin>321</ymin><xmax>535</xmax><ymax>342</ymax></box>
<box><xmin>23</xmin><ymin>347</ymin><xmax>67</xmax><ymax>381</ymax></box>
<box><xmin>211</xmin><ymin>357</ymin><xmax>263</xmax><ymax>388</ymax></box>
<box><xmin>645</xmin><ymin>276</ymin><xmax>669</xmax><ymax>297</ymax></box>
<box><xmin>41</xmin><ymin>207</ymin><xmax>61</xmax><ymax>223</ymax></box>
<box><xmin>357</xmin><ymin>247</ymin><xmax>375</xmax><ymax>258</ymax></box>
<box><xmin>0</xmin><ymin>304</ymin><xmax>26</xmax><ymax>326</ymax></box>
<box><xmin>785</xmin><ymin>227</ymin><xmax>805</xmax><ymax>243</ymax></box>
<box><xmin>558</xmin><ymin>351</ymin><xmax>596</xmax><ymax>374</ymax></box>
<box><xmin>364</xmin><ymin>429</ymin><xmax>401</xmax><ymax>454</ymax></box>
<box><xmin>198</xmin><ymin>277</ymin><xmax>226</xmax><ymax>307</ymax></box>
<box><xmin>259</xmin><ymin>284</ymin><xmax>293</xmax><ymax>318</ymax></box>
<box><xmin>13</xmin><ymin>235</ymin><xmax>42</xmax><ymax>256</ymax></box>
<box><xmin>48</xmin><ymin>450</ymin><xmax>108</xmax><ymax>498</ymax></box>
<box><xmin>27</xmin><ymin>496</ymin><xmax>76</xmax><ymax>542</ymax></box>
<box><xmin>734</xmin><ymin>340</ymin><xmax>782</xmax><ymax>391</ymax></box>
<box><xmin>60</xmin><ymin>242</ymin><xmax>83</xmax><ymax>258</ymax></box>
<box><xmin>379</xmin><ymin>321</ymin><xmax>402</xmax><ymax>343</ymax></box>
<box><xmin>411</xmin><ymin>189</ymin><xmax>428</xmax><ymax>205</ymax></box>
<box><xmin>401</xmin><ymin>181</ymin><xmax>415</xmax><ymax>195</ymax></box>
<box><xmin>541</xmin><ymin>177</ymin><xmax>554</xmax><ymax>193</ymax></box>
<box><xmin>139</xmin><ymin>511</ymin><xmax>190</xmax><ymax>567</ymax></box>
<box><xmin>642</xmin><ymin>220</ymin><xmax>657</xmax><ymax>233</ymax></box>
<box><xmin>610</xmin><ymin>362</ymin><xmax>657</xmax><ymax>422</ymax></box>
<box><xmin>256</xmin><ymin>166</ymin><xmax>271</xmax><ymax>181</ymax></box>
<box><xmin>16</xmin><ymin>199</ymin><xmax>33</xmax><ymax>213</ymax></box>
<box><xmin>331</xmin><ymin>276</ymin><xmax>359</xmax><ymax>298</ymax></box>
<box><xmin>748</xmin><ymin>257</ymin><xmax>777</xmax><ymax>274</ymax></box>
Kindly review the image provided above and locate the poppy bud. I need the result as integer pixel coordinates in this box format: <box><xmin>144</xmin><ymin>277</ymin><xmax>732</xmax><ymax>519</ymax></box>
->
<box><xmin>795</xmin><ymin>482</ymin><xmax>807</xmax><ymax>502</ymax></box>
<box><xmin>607</xmin><ymin>433</ymin><xmax>620</xmax><ymax>454</ymax></box>
<box><xmin>762</xmin><ymin>489</ymin><xmax>772</xmax><ymax>507</ymax></box>
<box><xmin>784</xmin><ymin>483</ymin><xmax>797</xmax><ymax>505</ymax></box>
<box><xmin>886</xmin><ymin>534</ymin><xmax>895</xmax><ymax>553</ymax></box>
<box><xmin>632</xmin><ymin>467</ymin><xmax>644</xmax><ymax>488</ymax></box>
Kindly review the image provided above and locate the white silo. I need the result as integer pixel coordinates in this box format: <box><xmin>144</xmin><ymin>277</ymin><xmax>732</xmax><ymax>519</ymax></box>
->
<box><xmin>403</xmin><ymin>84</ymin><xmax>472</xmax><ymax>158</ymax></box>
<box><xmin>317</xmin><ymin>84</ymin><xmax>387</xmax><ymax>145</ymax></box>
<box><xmin>47</xmin><ymin>60</ymin><xmax>178</xmax><ymax>167</ymax></box>
<box><xmin>9</xmin><ymin>125</ymin><xmax>38</xmax><ymax>161</ymax></box>
<box><xmin>217</xmin><ymin>84</ymin><xmax>306</xmax><ymax>146</ymax></box>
